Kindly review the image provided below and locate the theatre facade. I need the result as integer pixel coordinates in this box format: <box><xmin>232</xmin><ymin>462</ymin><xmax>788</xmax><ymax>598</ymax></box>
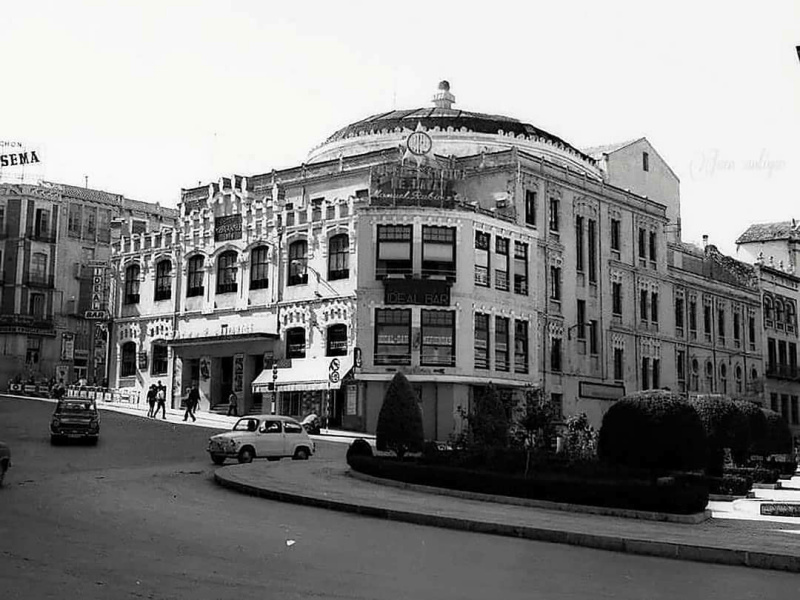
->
<box><xmin>107</xmin><ymin>82</ymin><xmax>766</xmax><ymax>438</ymax></box>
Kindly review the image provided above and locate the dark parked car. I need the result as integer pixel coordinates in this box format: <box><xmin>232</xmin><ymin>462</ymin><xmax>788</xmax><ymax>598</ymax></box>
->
<box><xmin>51</xmin><ymin>398</ymin><xmax>100</xmax><ymax>444</ymax></box>
<box><xmin>0</xmin><ymin>442</ymin><xmax>10</xmax><ymax>486</ymax></box>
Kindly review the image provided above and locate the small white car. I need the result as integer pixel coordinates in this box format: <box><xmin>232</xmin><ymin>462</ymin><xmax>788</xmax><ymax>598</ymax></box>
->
<box><xmin>207</xmin><ymin>415</ymin><xmax>315</xmax><ymax>465</ymax></box>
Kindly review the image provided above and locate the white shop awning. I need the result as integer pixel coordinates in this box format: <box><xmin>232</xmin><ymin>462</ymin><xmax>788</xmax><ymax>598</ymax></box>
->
<box><xmin>252</xmin><ymin>355</ymin><xmax>353</xmax><ymax>393</ymax></box>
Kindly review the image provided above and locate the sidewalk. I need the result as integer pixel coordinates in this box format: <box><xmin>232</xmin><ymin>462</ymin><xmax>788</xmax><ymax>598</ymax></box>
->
<box><xmin>3</xmin><ymin>393</ymin><xmax>374</xmax><ymax>444</ymax></box>
<box><xmin>215</xmin><ymin>459</ymin><xmax>800</xmax><ymax>573</ymax></box>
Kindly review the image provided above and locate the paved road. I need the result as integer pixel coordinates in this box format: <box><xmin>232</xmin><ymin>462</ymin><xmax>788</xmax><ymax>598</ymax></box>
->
<box><xmin>1</xmin><ymin>397</ymin><xmax>798</xmax><ymax>600</ymax></box>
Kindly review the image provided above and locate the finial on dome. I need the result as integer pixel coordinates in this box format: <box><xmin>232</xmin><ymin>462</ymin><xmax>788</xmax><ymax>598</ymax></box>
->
<box><xmin>432</xmin><ymin>80</ymin><xmax>455</xmax><ymax>109</ymax></box>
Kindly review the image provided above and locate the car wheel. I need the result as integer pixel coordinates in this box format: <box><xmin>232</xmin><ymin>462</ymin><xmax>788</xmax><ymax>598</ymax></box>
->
<box><xmin>293</xmin><ymin>447</ymin><xmax>310</xmax><ymax>460</ymax></box>
<box><xmin>238</xmin><ymin>447</ymin><xmax>255</xmax><ymax>464</ymax></box>
<box><xmin>211</xmin><ymin>454</ymin><xmax>226</xmax><ymax>465</ymax></box>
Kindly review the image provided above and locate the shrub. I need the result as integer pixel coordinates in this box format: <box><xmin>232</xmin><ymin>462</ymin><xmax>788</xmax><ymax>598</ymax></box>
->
<box><xmin>468</xmin><ymin>384</ymin><xmax>510</xmax><ymax>450</ymax></box>
<box><xmin>764</xmin><ymin>458</ymin><xmax>798</xmax><ymax>477</ymax></box>
<box><xmin>346</xmin><ymin>438</ymin><xmax>374</xmax><ymax>464</ymax></box>
<box><xmin>752</xmin><ymin>409</ymin><xmax>794</xmax><ymax>458</ymax></box>
<box><xmin>562</xmin><ymin>413</ymin><xmax>598</xmax><ymax>462</ymax></box>
<box><xmin>724</xmin><ymin>466</ymin><xmax>779</xmax><ymax>484</ymax></box>
<box><xmin>375</xmin><ymin>372</ymin><xmax>424</xmax><ymax>458</ymax></box>
<box><xmin>732</xmin><ymin>400</ymin><xmax>768</xmax><ymax>464</ymax></box>
<box><xmin>347</xmin><ymin>455</ymin><xmax>709</xmax><ymax>514</ymax></box>
<box><xmin>707</xmin><ymin>475</ymin><xmax>751</xmax><ymax>496</ymax></box>
<box><xmin>691</xmin><ymin>395</ymin><xmax>749</xmax><ymax>476</ymax></box>
<box><xmin>598</xmin><ymin>390</ymin><xmax>707</xmax><ymax>472</ymax></box>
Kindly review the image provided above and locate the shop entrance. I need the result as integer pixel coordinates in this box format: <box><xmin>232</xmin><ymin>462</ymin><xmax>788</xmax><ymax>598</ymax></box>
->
<box><xmin>220</xmin><ymin>356</ymin><xmax>233</xmax><ymax>407</ymax></box>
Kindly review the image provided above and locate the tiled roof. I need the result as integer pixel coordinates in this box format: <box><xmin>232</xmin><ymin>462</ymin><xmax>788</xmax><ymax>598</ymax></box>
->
<box><xmin>736</xmin><ymin>221</ymin><xmax>800</xmax><ymax>244</ymax></box>
<box><xmin>581</xmin><ymin>138</ymin><xmax>643</xmax><ymax>158</ymax></box>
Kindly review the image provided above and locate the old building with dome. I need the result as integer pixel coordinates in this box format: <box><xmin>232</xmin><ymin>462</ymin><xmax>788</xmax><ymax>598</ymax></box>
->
<box><xmin>107</xmin><ymin>81</ymin><xmax>766</xmax><ymax>439</ymax></box>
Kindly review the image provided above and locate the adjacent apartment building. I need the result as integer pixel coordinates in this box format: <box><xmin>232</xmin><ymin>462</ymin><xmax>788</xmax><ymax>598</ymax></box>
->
<box><xmin>106</xmin><ymin>81</ymin><xmax>766</xmax><ymax>438</ymax></box>
<box><xmin>0</xmin><ymin>180</ymin><xmax>176</xmax><ymax>389</ymax></box>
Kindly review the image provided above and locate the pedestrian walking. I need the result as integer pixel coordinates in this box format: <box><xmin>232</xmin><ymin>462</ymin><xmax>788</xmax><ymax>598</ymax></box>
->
<box><xmin>227</xmin><ymin>391</ymin><xmax>238</xmax><ymax>417</ymax></box>
<box><xmin>184</xmin><ymin>386</ymin><xmax>199</xmax><ymax>422</ymax></box>
<box><xmin>155</xmin><ymin>380</ymin><xmax>167</xmax><ymax>419</ymax></box>
<box><xmin>146</xmin><ymin>384</ymin><xmax>157</xmax><ymax>418</ymax></box>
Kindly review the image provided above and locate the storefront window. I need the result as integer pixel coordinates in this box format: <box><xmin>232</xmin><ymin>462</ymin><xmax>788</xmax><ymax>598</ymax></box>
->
<box><xmin>121</xmin><ymin>342</ymin><xmax>136</xmax><ymax>377</ymax></box>
<box><xmin>151</xmin><ymin>343</ymin><xmax>168</xmax><ymax>375</ymax></box>
<box><xmin>475</xmin><ymin>313</ymin><xmax>489</xmax><ymax>369</ymax></box>
<box><xmin>286</xmin><ymin>328</ymin><xmax>306</xmax><ymax>359</ymax></box>
<box><xmin>422</xmin><ymin>226</ymin><xmax>456</xmax><ymax>280</ymax></box>
<box><xmin>421</xmin><ymin>310</ymin><xmax>455</xmax><ymax>367</ymax></box>
<box><xmin>375</xmin><ymin>309</ymin><xmax>411</xmax><ymax>365</ymax></box>
<box><xmin>495</xmin><ymin>316</ymin><xmax>509</xmax><ymax>372</ymax></box>
<box><xmin>326</xmin><ymin>324</ymin><xmax>348</xmax><ymax>356</ymax></box>
<box><xmin>514</xmin><ymin>320</ymin><xmax>528</xmax><ymax>374</ymax></box>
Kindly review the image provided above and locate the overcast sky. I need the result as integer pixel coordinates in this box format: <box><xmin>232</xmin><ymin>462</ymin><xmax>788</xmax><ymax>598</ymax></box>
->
<box><xmin>1</xmin><ymin>0</ymin><xmax>799</xmax><ymax>256</ymax></box>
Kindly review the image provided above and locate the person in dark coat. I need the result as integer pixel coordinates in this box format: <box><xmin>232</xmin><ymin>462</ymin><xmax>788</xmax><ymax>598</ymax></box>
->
<box><xmin>227</xmin><ymin>391</ymin><xmax>238</xmax><ymax>417</ymax></box>
<box><xmin>184</xmin><ymin>386</ymin><xmax>200</xmax><ymax>422</ymax></box>
<box><xmin>155</xmin><ymin>381</ymin><xmax>167</xmax><ymax>419</ymax></box>
<box><xmin>146</xmin><ymin>384</ymin><xmax>157</xmax><ymax>418</ymax></box>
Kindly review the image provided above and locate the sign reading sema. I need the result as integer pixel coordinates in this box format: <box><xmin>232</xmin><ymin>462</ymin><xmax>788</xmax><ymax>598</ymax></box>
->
<box><xmin>0</xmin><ymin>150</ymin><xmax>40</xmax><ymax>167</ymax></box>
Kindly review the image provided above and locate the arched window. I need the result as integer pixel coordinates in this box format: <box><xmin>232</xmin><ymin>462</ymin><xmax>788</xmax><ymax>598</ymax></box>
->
<box><xmin>187</xmin><ymin>255</ymin><xmax>205</xmax><ymax>297</ymax></box>
<box><xmin>288</xmin><ymin>240</ymin><xmax>308</xmax><ymax>286</ymax></box>
<box><xmin>124</xmin><ymin>264</ymin><xmax>140</xmax><ymax>304</ymax></box>
<box><xmin>250</xmin><ymin>246</ymin><xmax>269</xmax><ymax>290</ymax></box>
<box><xmin>775</xmin><ymin>300</ymin><xmax>785</xmax><ymax>326</ymax></box>
<box><xmin>704</xmin><ymin>361</ymin><xmax>714</xmax><ymax>392</ymax></box>
<box><xmin>735</xmin><ymin>364</ymin><xmax>743</xmax><ymax>394</ymax></box>
<box><xmin>751</xmin><ymin>367</ymin><xmax>758</xmax><ymax>382</ymax></box>
<box><xmin>121</xmin><ymin>342</ymin><xmax>137</xmax><ymax>377</ymax></box>
<box><xmin>151</xmin><ymin>342</ymin><xmax>168</xmax><ymax>375</ymax></box>
<box><xmin>286</xmin><ymin>327</ymin><xmax>306</xmax><ymax>359</ymax></box>
<box><xmin>154</xmin><ymin>259</ymin><xmax>172</xmax><ymax>301</ymax></box>
<box><xmin>217</xmin><ymin>251</ymin><xmax>238</xmax><ymax>294</ymax></box>
<box><xmin>328</xmin><ymin>234</ymin><xmax>349</xmax><ymax>280</ymax></box>
<box><xmin>719</xmin><ymin>363</ymin><xmax>727</xmax><ymax>394</ymax></box>
<box><xmin>764</xmin><ymin>296</ymin><xmax>774</xmax><ymax>323</ymax></box>
<box><xmin>326</xmin><ymin>324</ymin><xmax>348</xmax><ymax>356</ymax></box>
<box><xmin>787</xmin><ymin>302</ymin><xmax>796</xmax><ymax>333</ymax></box>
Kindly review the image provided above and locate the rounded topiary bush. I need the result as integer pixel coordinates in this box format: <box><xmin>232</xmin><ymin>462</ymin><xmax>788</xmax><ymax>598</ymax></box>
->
<box><xmin>598</xmin><ymin>390</ymin><xmax>707</xmax><ymax>472</ymax></box>
<box><xmin>376</xmin><ymin>371</ymin><xmax>424</xmax><ymax>458</ymax></box>
<box><xmin>691</xmin><ymin>394</ymin><xmax>749</xmax><ymax>475</ymax></box>
<box><xmin>346</xmin><ymin>438</ymin><xmax>374</xmax><ymax>464</ymax></box>
<box><xmin>752</xmin><ymin>409</ymin><xmax>794</xmax><ymax>458</ymax></box>
<box><xmin>732</xmin><ymin>400</ymin><xmax>768</xmax><ymax>464</ymax></box>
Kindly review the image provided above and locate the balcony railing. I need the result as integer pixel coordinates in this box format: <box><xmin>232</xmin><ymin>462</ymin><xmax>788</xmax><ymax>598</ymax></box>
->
<box><xmin>24</xmin><ymin>273</ymin><xmax>55</xmax><ymax>288</ymax></box>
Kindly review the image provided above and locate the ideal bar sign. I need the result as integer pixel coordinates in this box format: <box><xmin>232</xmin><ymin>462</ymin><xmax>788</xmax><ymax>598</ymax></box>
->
<box><xmin>85</xmin><ymin>261</ymin><xmax>107</xmax><ymax>320</ymax></box>
<box><xmin>384</xmin><ymin>279</ymin><xmax>450</xmax><ymax>306</ymax></box>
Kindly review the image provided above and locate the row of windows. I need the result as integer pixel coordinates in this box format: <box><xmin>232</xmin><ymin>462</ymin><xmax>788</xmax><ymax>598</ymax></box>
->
<box><xmin>764</xmin><ymin>294</ymin><xmax>797</xmax><ymax>333</ymax></box>
<box><xmin>374</xmin><ymin>309</ymin><xmax>459</xmax><ymax>367</ymax></box>
<box><xmin>122</xmin><ymin>235</ymin><xmax>350</xmax><ymax>304</ymax></box>
<box><xmin>769</xmin><ymin>393</ymin><xmax>800</xmax><ymax>425</ymax></box>
<box><xmin>376</xmin><ymin>225</ymin><xmax>457</xmax><ymax>280</ymax></box>
<box><xmin>474</xmin><ymin>231</ymin><xmax>529</xmax><ymax>294</ymax></box>
<box><xmin>766</xmin><ymin>338</ymin><xmax>799</xmax><ymax>379</ymax></box>
<box><xmin>68</xmin><ymin>204</ymin><xmax>112</xmax><ymax>244</ymax></box>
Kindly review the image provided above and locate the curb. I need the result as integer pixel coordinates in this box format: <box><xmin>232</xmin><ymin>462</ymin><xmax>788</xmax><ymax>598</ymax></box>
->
<box><xmin>213</xmin><ymin>469</ymin><xmax>800</xmax><ymax>573</ymax></box>
<box><xmin>347</xmin><ymin>470</ymin><xmax>711</xmax><ymax>524</ymax></box>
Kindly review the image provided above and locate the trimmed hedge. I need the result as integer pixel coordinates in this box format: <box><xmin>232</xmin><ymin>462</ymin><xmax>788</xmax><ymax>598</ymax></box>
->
<box><xmin>707</xmin><ymin>475</ymin><xmax>751</xmax><ymax>497</ymax></box>
<box><xmin>691</xmin><ymin>395</ymin><xmax>749</xmax><ymax>475</ymax></box>
<box><xmin>348</xmin><ymin>455</ymin><xmax>709</xmax><ymax>515</ymax></box>
<box><xmin>764</xmin><ymin>458</ymin><xmax>799</xmax><ymax>477</ymax></box>
<box><xmin>598</xmin><ymin>390</ymin><xmax>707</xmax><ymax>472</ymax></box>
<box><xmin>733</xmin><ymin>400</ymin><xmax>767</xmax><ymax>463</ymax></box>
<box><xmin>346</xmin><ymin>438</ymin><xmax>374</xmax><ymax>462</ymax></box>
<box><xmin>724</xmin><ymin>466</ymin><xmax>779</xmax><ymax>484</ymax></box>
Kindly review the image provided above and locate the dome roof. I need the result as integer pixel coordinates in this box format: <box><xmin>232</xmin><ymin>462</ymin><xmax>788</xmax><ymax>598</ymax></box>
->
<box><xmin>321</xmin><ymin>107</ymin><xmax>585</xmax><ymax>157</ymax></box>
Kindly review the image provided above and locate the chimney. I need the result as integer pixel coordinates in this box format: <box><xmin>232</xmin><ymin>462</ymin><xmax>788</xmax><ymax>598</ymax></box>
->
<box><xmin>702</xmin><ymin>234</ymin><xmax>708</xmax><ymax>249</ymax></box>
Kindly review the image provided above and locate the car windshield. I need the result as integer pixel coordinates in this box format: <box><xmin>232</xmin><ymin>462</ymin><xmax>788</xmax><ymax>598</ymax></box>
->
<box><xmin>57</xmin><ymin>401</ymin><xmax>95</xmax><ymax>413</ymax></box>
<box><xmin>232</xmin><ymin>418</ymin><xmax>259</xmax><ymax>432</ymax></box>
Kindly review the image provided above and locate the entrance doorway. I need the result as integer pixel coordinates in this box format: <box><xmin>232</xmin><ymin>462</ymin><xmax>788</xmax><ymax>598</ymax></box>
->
<box><xmin>220</xmin><ymin>356</ymin><xmax>233</xmax><ymax>408</ymax></box>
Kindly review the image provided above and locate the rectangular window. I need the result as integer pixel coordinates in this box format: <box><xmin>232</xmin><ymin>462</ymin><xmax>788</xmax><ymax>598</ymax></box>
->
<box><xmin>718</xmin><ymin>308</ymin><xmax>726</xmax><ymax>344</ymax></box>
<box><xmin>675</xmin><ymin>296</ymin><xmax>684</xmax><ymax>332</ymax></box>
<box><xmin>704</xmin><ymin>303</ymin><xmax>712</xmax><ymax>339</ymax></box>
<box><xmin>151</xmin><ymin>344</ymin><xmax>168</xmax><ymax>375</ymax></box>
<box><xmin>514</xmin><ymin>241</ymin><xmax>528</xmax><ymax>295</ymax></box>
<box><xmin>421</xmin><ymin>310</ymin><xmax>455</xmax><ymax>367</ymax></box>
<box><xmin>550</xmin><ymin>266</ymin><xmax>561</xmax><ymax>301</ymax></box>
<box><xmin>770</xmin><ymin>392</ymin><xmax>779</xmax><ymax>413</ymax></box>
<box><xmin>641</xmin><ymin>357</ymin><xmax>650</xmax><ymax>390</ymax></box>
<box><xmin>551</xmin><ymin>393</ymin><xmax>564</xmax><ymax>421</ymax></box>
<box><xmin>83</xmin><ymin>206</ymin><xmax>97</xmax><ymax>241</ymax></box>
<box><xmin>494</xmin><ymin>237</ymin><xmax>509</xmax><ymax>291</ymax></box>
<box><xmin>422</xmin><ymin>226</ymin><xmax>456</xmax><ymax>279</ymax></box>
<box><xmin>375</xmin><ymin>309</ymin><xmax>411</xmax><ymax>365</ymax></box>
<box><xmin>610</xmin><ymin>218</ymin><xmax>621</xmax><ymax>253</ymax></box>
<box><xmin>651</xmin><ymin>292</ymin><xmax>659</xmax><ymax>324</ymax></box>
<box><xmin>576</xmin><ymin>300</ymin><xmax>586</xmax><ymax>340</ymax></box>
<box><xmin>779</xmin><ymin>340</ymin><xmax>788</xmax><ymax>372</ymax></box>
<box><xmin>286</xmin><ymin>328</ymin><xmax>306</xmax><ymax>359</ymax></box>
<box><xmin>790</xmin><ymin>343</ymin><xmax>797</xmax><ymax>377</ymax></box>
<box><xmin>326</xmin><ymin>325</ymin><xmax>348</xmax><ymax>357</ymax></box>
<box><xmin>551</xmin><ymin>337</ymin><xmax>562</xmax><ymax>372</ymax></box>
<box><xmin>748</xmin><ymin>314</ymin><xmax>756</xmax><ymax>350</ymax></box>
<box><xmin>514</xmin><ymin>320</ymin><xmax>529</xmax><ymax>374</ymax></box>
<box><xmin>689</xmin><ymin>298</ymin><xmax>698</xmax><ymax>336</ymax></box>
<box><xmin>154</xmin><ymin>261</ymin><xmax>172</xmax><ymax>301</ymax></box>
<box><xmin>638</xmin><ymin>228</ymin><xmax>646</xmax><ymax>259</ymax></box>
<box><xmin>768</xmin><ymin>337</ymin><xmax>777</xmax><ymax>375</ymax></box>
<box><xmin>68</xmin><ymin>204</ymin><xmax>82</xmax><ymax>238</ymax></box>
<box><xmin>589</xmin><ymin>320</ymin><xmax>598</xmax><ymax>355</ymax></box>
<box><xmin>97</xmin><ymin>209</ymin><xmax>111</xmax><ymax>243</ymax></box>
<box><xmin>588</xmin><ymin>219</ymin><xmax>597</xmax><ymax>283</ymax></box>
<box><xmin>0</xmin><ymin>206</ymin><xmax>5</xmax><ymax>234</ymax></box>
<box><xmin>733</xmin><ymin>311</ymin><xmax>741</xmax><ymax>344</ymax></box>
<box><xmin>643</xmin><ymin>151</ymin><xmax>650</xmax><ymax>172</ymax></box>
<box><xmin>29</xmin><ymin>293</ymin><xmax>45</xmax><ymax>318</ymax></box>
<box><xmin>652</xmin><ymin>358</ymin><xmax>660</xmax><ymax>389</ymax></box>
<box><xmin>640</xmin><ymin>290</ymin><xmax>648</xmax><ymax>323</ymax></box>
<box><xmin>613</xmin><ymin>348</ymin><xmax>624</xmax><ymax>380</ymax></box>
<box><xmin>376</xmin><ymin>225</ymin><xmax>413</xmax><ymax>278</ymax></box>
<box><xmin>549</xmin><ymin>198</ymin><xmax>560</xmax><ymax>232</ymax></box>
<box><xmin>525</xmin><ymin>190</ymin><xmax>536</xmax><ymax>226</ymax></box>
<box><xmin>495</xmin><ymin>316</ymin><xmax>510</xmax><ymax>372</ymax></box>
<box><xmin>250</xmin><ymin>247</ymin><xmax>270</xmax><ymax>290</ymax></box>
<box><xmin>677</xmin><ymin>350</ymin><xmax>686</xmax><ymax>391</ymax></box>
<box><xmin>474</xmin><ymin>313</ymin><xmax>490</xmax><ymax>370</ymax></box>
<box><xmin>612</xmin><ymin>282</ymin><xmax>622</xmax><ymax>316</ymax></box>
<box><xmin>34</xmin><ymin>208</ymin><xmax>50</xmax><ymax>239</ymax></box>
<box><xmin>791</xmin><ymin>396</ymin><xmax>799</xmax><ymax>425</ymax></box>
<box><xmin>187</xmin><ymin>256</ymin><xmax>205</xmax><ymax>297</ymax></box>
<box><xmin>474</xmin><ymin>231</ymin><xmax>490</xmax><ymax>287</ymax></box>
<box><xmin>575</xmin><ymin>216</ymin><xmax>584</xmax><ymax>272</ymax></box>
<box><xmin>781</xmin><ymin>395</ymin><xmax>789</xmax><ymax>420</ymax></box>
<box><xmin>649</xmin><ymin>231</ymin><xmax>657</xmax><ymax>263</ymax></box>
